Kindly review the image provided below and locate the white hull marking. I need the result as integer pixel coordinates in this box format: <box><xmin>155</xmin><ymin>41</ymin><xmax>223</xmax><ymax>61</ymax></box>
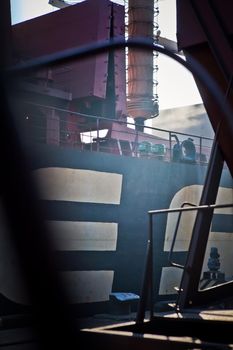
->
<box><xmin>160</xmin><ymin>185</ymin><xmax>233</xmax><ymax>295</ymax></box>
<box><xmin>60</xmin><ymin>270</ymin><xmax>114</xmax><ymax>304</ymax></box>
<box><xmin>33</xmin><ymin>167</ymin><xmax>123</xmax><ymax>204</ymax></box>
<box><xmin>47</xmin><ymin>221</ymin><xmax>118</xmax><ymax>251</ymax></box>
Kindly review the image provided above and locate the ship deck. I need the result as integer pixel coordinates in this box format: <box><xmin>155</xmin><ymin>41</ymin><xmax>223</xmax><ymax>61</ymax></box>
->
<box><xmin>1</xmin><ymin>309</ymin><xmax>233</xmax><ymax>349</ymax></box>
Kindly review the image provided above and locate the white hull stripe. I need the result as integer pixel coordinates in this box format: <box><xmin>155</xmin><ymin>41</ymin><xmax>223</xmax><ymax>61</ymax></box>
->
<box><xmin>60</xmin><ymin>270</ymin><xmax>114</xmax><ymax>304</ymax></box>
<box><xmin>163</xmin><ymin>185</ymin><xmax>233</xmax><ymax>252</ymax></box>
<box><xmin>159</xmin><ymin>267</ymin><xmax>183</xmax><ymax>295</ymax></box>
<box><xmin>0</xmin><ymin>270</ymin><xmax>115</xmax><ymax>305</ymax></box>
<box><xmin>1</xmin><ymin>168</ymin><xmax>121</xmax><ymax>304</ymax></box>
<box><xmin>46</xmin><ymin>221</ymin><xmax>118</xmax><ymax>251</ymax></box>
<box><xmin>159</xmin><ymin>185</ymin><xmax>232</xmax><ymax>296</ymax></box>
<box><xmin>33</xmin><ymin>167</ymin><xmax>123</xmax><ymax>204</ymax></box>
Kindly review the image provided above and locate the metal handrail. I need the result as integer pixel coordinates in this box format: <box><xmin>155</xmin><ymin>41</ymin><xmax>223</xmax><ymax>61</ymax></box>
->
<box><xmin>19</xmin><ymin>100</ymin><xmax>213</xmax><ymax>163</ymax></box>
<box><xmin>22</xmin><ymin>100</ymin><xmax>214</xmax><ymax>141</ymax></box>
<box><xmin>136</xmin><ymin>202</ymin><xmax>233</xmax><ymax>324</ymax></box>
<box><xmin>168</xmin><ymin>202</ymin><xmax>197</xmax><ymax>269</ymax></box>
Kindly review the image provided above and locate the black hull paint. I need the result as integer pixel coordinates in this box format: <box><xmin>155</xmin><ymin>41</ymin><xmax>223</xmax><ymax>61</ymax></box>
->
<box><xmin>1</xmin><ymin>143</ymin><xmax>232</xmax><ymax>317</ymax></box>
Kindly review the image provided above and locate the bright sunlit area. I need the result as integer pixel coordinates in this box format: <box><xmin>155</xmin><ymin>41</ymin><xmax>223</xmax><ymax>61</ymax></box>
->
<box><xmin>157</xmin><ymin>0</ymin><xmax>202</xmax><ymax>110</ymax></box>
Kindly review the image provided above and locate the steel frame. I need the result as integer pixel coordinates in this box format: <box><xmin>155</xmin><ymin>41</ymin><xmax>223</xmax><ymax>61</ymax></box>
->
<box><xmin>136</xmin><ymin>202</ymin><xmax>233</xmax><ymax>324</ymax></box>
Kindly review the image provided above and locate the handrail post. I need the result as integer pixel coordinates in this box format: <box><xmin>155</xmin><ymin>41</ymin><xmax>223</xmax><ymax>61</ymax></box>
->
<box><xmin>96</xmin><ymin>117</ymin><xmax>99</xmax><ymax>152</ymax></box>
<box><xmin>169</xmin><ymin>131</ymin><xmax>172</xmax><ymax>161</ymax></box>
<box><xmin>136</xmin><ymin>212</ymin><xmax>153</xmax><ymax>324</ymax></box>
<box><xmin>149</xmin><ymin>213</ymin><xmax>154</xmax><ymax>321</ymax></box>
<box><xmin>90</xmin><ymin>127</ymin><xmax>92</xmax><ymax>152</ymax></box>
<box><xmin>200</xmin><ymin>136</ymin><xmax>202</xmax><ymax>163</ymax></box>
<box><xmin>168</xmin><ymin>202</ymin><xmax>197</xmax><ymax>269</ymax></box>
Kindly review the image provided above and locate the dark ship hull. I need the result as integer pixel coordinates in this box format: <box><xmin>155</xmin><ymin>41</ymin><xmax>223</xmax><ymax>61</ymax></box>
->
<box><xmin>1</xmin><ymin>141</ymin><xmax>231</xmax><ymax>317</ymax></box>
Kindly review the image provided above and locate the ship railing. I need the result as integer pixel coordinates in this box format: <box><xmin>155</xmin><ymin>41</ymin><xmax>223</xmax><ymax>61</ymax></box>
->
<box><xmin>136</xmin><ymin>202</ymin><xmax>233</xmax><ymax>324</ymax></box>
<box><xmin>21</xmin><ymin>101</ymin><xmax>213</xmax><ymax>164</ymax></box>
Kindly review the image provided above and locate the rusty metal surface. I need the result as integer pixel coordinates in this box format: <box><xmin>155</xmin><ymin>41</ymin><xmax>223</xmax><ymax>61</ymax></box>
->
<box><xmin>177</xmin><ymin>0</ymin><xmax>233</xmax><ymax>50</ymax></box>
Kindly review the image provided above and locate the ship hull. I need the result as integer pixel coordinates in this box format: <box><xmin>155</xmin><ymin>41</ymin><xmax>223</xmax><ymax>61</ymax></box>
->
<box><xmin>0</xmin><ymin>144</ymin><xmax>232</xmax><ymax>317</ymax></box>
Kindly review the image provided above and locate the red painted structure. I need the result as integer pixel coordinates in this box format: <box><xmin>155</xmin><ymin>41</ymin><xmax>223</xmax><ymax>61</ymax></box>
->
<box><xmin>12</xmin><ymin>0</ymin><xmax>127</xmax><ymax>147</ymax></box>
<box><xmin>12</xmin><ymin>0</ymin><xmax>121</xmax><ymax>102</ymax></box>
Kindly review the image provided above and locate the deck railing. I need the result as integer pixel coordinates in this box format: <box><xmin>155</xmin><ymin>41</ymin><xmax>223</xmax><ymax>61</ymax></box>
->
<box><xmin>21</xmin><ymin>101</ymin><xmax>213</xmax><ymax>164</ymax></box>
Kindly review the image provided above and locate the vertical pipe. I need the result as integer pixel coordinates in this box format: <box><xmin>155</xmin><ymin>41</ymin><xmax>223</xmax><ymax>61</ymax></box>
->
<box><xmin>136</xmin><ymin>212</ymin><xmax>153</xmax><ymax>324</ymax></box>
<box><xmin>96</xmin><ymin>117</ymin><xmax>100</xmax><ymax>152</ymax></box>
<box><xmin>169</xmin><ymin>131</ymin><xmax>172</xmax><ymax>161</ymax></box>
<box><xmin>90</xmin><ymin>128</ymin><xmax>92</xmax><ymax>151</ymax></box>
<box><xmin>200</xmin><ymin>136</ymin><xmax>202</xmax><ymax>163</ymax></box>
<box><xmin>149</xmin><ymin>213</ymin><xmax>154</xmax><ymax>321</ymax></box>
